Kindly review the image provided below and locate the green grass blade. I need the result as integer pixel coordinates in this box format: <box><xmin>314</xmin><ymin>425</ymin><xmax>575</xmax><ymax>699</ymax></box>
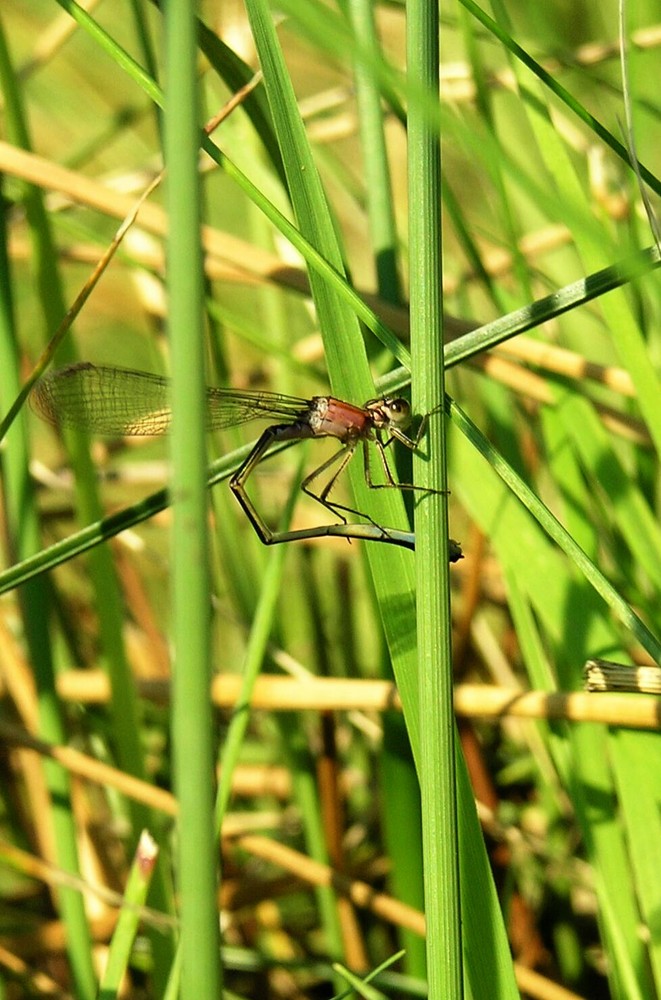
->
<box><xmin>450</xmin><ymin>398</ymin><xmax>661</xmax><ymax>661</ymax></box>
<box><xmin>407</xmin><ymin>2</ymin><xmax>462</xmax><ymax>996</ymax></box>
<box><xmin>98</xmin><ymin>831</ymin><xmax>159</xmax><ymax>996</ymax></box>
<box><xmin>242</xmin><ymin>0</ymin><xmax>422</xmax><ymax>744</ymax></box>
<box><xmin>164</xmin><ymin>0</ymin><xmax>222</xmax><ymax>995</ymax></box>
<box><xmin>458</xmin><ymin>0</ymin><xmax>661</xmax><ymax>197</ymax></box>
<box><xmin>347</xmin><ymin>0</ymin><xmax>402</xmax><ymax>303</ymax></box>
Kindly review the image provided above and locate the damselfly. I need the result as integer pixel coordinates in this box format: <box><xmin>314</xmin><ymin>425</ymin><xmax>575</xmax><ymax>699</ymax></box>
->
<box><xmin>32</xmin><ymin>362</ymin><xmax>444</xmax><ymax>545</ymax></box>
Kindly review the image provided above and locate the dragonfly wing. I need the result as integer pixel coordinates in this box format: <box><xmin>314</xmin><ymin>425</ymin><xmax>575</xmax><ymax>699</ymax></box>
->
<box><xmin>205</xmin><ymin>387</ymin><xmax>312</xmax><ymax>429</ymax></box>
<box><xmin>32</xmin><ymin>363</ymin><xmax>172</xmax><ymax>436</ymax></box>
<box><xmin>32</xmin><ymin>363</ymin><xmax>314</xmax><ymax>437</ymax></box>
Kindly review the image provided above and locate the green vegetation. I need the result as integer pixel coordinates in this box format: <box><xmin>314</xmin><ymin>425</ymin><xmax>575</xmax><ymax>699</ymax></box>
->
<box><xmin>0</xmin><ymin>1</ymin><xmax>660</xmax><ymax>997</ymax></box>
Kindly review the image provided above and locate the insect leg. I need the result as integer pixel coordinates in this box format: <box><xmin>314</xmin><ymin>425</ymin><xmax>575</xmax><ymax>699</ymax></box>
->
<box><xmin>230</xmin><ymin>423</ymin><xmax>310</xmax><ymax>544</ymax></box>
<box><xmin>365</xmin><ymin>434</ymin><xmax>448</xmax><ymax>497</ymax></box>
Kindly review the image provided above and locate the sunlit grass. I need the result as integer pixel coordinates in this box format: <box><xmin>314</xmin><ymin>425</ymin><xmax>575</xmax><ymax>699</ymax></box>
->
<box><xmin>1</xmin><ymin>1</ymin><xmax>661</xmax><ymax>997</ymax></box>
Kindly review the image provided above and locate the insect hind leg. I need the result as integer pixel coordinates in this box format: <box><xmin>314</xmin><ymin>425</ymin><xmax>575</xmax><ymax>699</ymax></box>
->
<box><xmin>300</xmin><ymin>442</ymin><xmax>389</xmax><ymax>533</ymax></box>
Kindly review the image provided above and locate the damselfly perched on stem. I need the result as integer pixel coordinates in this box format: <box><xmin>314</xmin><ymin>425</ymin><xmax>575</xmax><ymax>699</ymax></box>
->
<box><xmin>32</xmin><ymin>362</ymin><xmax>452</xmax><ymax>549</ymax></box>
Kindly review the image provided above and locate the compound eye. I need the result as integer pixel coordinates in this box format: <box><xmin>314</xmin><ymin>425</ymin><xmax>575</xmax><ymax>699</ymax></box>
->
<box><xmin>384</xmin><ymin>398</ymin><xmax>411</xmax><ymax>426</ymax></box>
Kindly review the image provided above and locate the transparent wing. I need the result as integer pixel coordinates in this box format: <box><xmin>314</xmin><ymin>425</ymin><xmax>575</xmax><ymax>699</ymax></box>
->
<box><xmin>31</xmin><ymin>363</ymin><xmax>313</xmax><ymax>436</ymax></box>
